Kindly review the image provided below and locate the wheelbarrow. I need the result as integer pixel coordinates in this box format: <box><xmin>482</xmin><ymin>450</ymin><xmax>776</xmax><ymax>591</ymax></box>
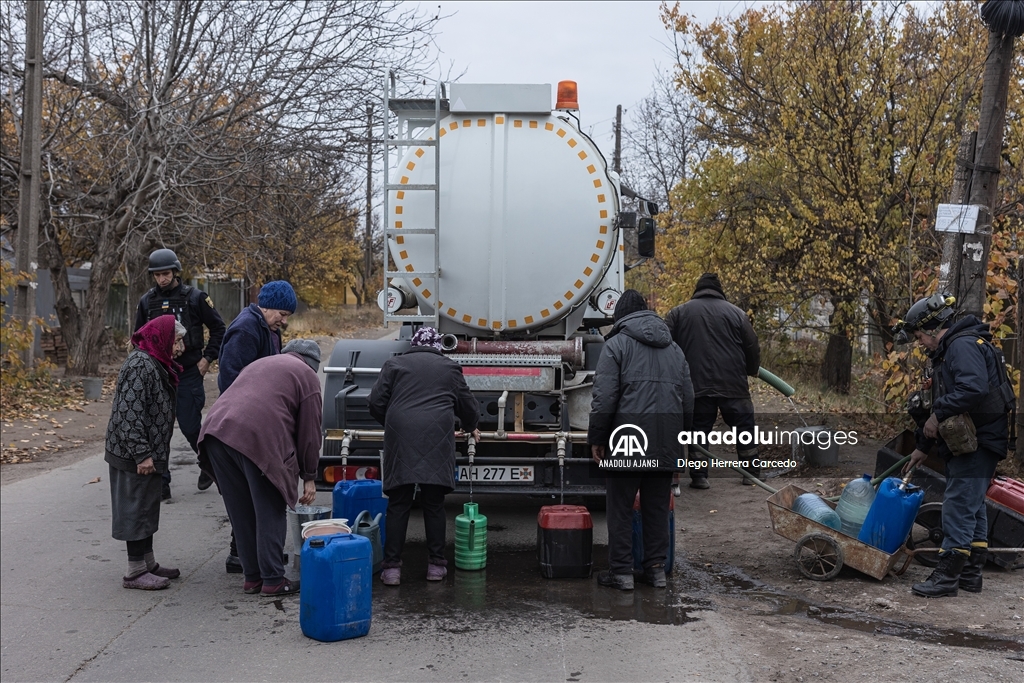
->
<box><xmin>767</xmin><ymin>484</ymin><xmax>912</xmax><ymax>580</ymax></box>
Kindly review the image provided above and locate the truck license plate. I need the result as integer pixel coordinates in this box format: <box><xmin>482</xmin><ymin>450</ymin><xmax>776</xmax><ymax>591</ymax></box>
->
<box><xmin>456</xmin><ymin>465</ymin><xmax>534</xmax><ymax>483</ymax></box>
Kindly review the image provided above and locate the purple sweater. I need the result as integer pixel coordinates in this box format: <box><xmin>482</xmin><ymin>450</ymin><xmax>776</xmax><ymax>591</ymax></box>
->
<box><xmin>200</xmin><ymin>352</ymin><xmax>322</xmax><ymax>508</ymax></box>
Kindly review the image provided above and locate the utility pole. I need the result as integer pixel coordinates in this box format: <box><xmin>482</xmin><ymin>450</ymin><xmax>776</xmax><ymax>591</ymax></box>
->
<box><xmin>613</xmin><ymin>104</ymin><xmax>622</xmax><ymax>174</ymax></box>
<box><xmin>959</xmin><ymin>30</ymin><xmax>1015</xmax><ymax>317</ymax></box>
<box><xmin>937</xmin><ymin>132</ymin><xmax>977</xmax><ymax>300</ymax></box>
<box><xmin>364</xmin><ymin>102</ymin><xmax>373</xmax><ymax>306</ymax></box>
<box><xmin>15</xmin><ymin>0</ymin><xmax>43</xmax><ymax>366</ymax></box>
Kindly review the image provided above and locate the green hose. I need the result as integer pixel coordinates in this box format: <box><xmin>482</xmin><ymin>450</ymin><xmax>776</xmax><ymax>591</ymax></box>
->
<box><xmin>758</xmin><ymin>367</ymin><xmax>795</xmax><ymax>397</ymax></box>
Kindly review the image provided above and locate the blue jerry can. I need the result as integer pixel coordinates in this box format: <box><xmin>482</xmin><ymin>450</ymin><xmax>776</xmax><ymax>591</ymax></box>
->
<box><xmin>300</xmin><ymin>534</ymin><xmax>372</xmax><ymax>642</ymax></box>
<box><xmin>857</xmin><ymin>477</ymin><xmax>924</xmax><ymax>554</ymax></box>
<box><xmin>631</xmin><ymin>492</ymin><xmax>676</xmax><ymax>575</ymax></box>
<box><xmin>333</xmin><ymin>479</ymin><xmax>388</xmax><ymax>546</ymax></box>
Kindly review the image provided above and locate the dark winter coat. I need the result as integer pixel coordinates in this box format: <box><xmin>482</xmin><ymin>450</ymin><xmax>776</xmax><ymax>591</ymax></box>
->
<box><xmin>134</xmin><ymin>280</ymin><xmax>225</xmax><ymax>371</ymax></box>
<box><xmin>368</xmin><ymin>346</ymin><xmax>479</xmax><ymax>492</ymax></box>
<box><xmin>199</xmin><ymin>353</ymin><xmax>322</xmax><ymax>508</ymax></box>
<box><xmin>664</xmin><ymin>290</ymin><xmax>760</xmax><ymax>398</ymax></box>
<box><xmin>916</xmin><ymin>315</ymin><xmax>1011</xmax><ymax>460</ymax></box>
<box><xmin>588</xmin><ymin>310</ymin><xmax>694</xmax><ymax>462</ymax></box>
<box><xmin>218</xmin><ymin>303</ymin><xmax>281</xmax><ymax>393</ymax></box>
<box><xmin>105</xmin><ymin>350</ymin><xmax>176</xmax><ymax>474</ymax></box>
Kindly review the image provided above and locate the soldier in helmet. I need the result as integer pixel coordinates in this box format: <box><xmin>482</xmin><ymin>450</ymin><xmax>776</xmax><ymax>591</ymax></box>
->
<box><xmin>895</xmin><ymin>293</ymin><xmax>1014</xmax><ymax>598</ymax></box>
<box><xmin>134</xmin><ymin>249</ymin><xmax>226</xmax><ymax>500</ymax></box>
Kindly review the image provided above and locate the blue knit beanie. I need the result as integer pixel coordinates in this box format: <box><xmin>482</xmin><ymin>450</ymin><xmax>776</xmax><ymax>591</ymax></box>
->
<box><xmin>258</xmin><ymin>280</ymin><xmax>297</xmax><ymax>313</ymax></box>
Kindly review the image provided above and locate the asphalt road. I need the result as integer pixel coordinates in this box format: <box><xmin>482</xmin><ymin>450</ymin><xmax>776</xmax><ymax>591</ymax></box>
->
<box><xmin>0</xmin><ymin>430</ymin><xmax>748</xmax><ymax>682</ymax></box>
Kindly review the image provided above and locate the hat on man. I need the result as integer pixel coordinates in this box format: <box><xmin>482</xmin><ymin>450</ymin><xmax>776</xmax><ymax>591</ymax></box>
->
<box><xmin>613</xmin><ymin>289</ymin><xmax>648</xmax><ymax>322</ymax></box>
<box><xmin>282</xmin><ymin>339</ymin><xmax>321</xmax><ymax>372</ymax></box>
<box><xmin>694</xmin><ymin>272</ymin><xmax>725</xmax><ymax>297</ymax></box>
<box><xmin>258</xmin><ymin>281</ymin><xmax>297</xmax><ymax>313</ymax></box>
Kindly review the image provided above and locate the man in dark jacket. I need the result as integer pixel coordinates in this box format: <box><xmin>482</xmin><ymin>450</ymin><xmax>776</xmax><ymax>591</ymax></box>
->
<box><xmin>218</xmin><ymin>280</ymin><xmax>296</xmax><ymax>393</ymax></box>
<box><xmin>134</xmin><ymin>248</ymin><xmax>226</xmax><ymax>498</ymax></box>
<box><xmin>665</xmin><ymin>273</ymin><xmax>761</xmax><ymax>489</ymax></box>
<box><xmin>369</xmin><ymin>326</ymin><xmax>480</xmax><ymax>586</ymax></box>
<box><xmin>897</xmin><ymin>294</ymin><xmax>1012</xmax><ymax>598</ymax></box>
<box><xmin>589</xmin><ymin>290</ymin><xmax>694</xmax><ymax>591</ymax></box>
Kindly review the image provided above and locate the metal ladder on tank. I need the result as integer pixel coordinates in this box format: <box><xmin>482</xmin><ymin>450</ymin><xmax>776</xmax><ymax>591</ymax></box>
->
<box><xmin>381</xmin><ymin>72</ymin><xmax>445</xmax><ymax>328</ymax></box>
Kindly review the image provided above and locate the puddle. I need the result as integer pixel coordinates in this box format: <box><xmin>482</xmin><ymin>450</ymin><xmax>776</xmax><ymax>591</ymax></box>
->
<box><xmin>772</xmin><ymin>596</ymin><xmax>1024</xmax><ymax>652</ymax></box>
<box><xmin>705</xmin><ymin>563</ymin><xmax>1024</xmax><ymax>653</ymax></box>
<box><xmin>374</xmin><ymin>544</ymin><xmax>711</xmax><ymax>626</ymax></box>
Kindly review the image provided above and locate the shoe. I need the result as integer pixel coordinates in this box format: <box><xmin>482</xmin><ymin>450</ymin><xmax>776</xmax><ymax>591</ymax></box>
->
<box><xmin>123</xmin><ymin>571</ymin><xmax>171</xmax><ymax>590</ymax></box>
<box><xmin>161</xmin><ymin>483</ymin><xmax>172</xmax><ymax>501</ymax></box>
<box><xmin>912</xmin><ymin>549</ymin><xmax>968</xmax><ymax>598</ymax></box>
<box><xmin>597</xmin><ymin>571</ymin><xmax>634</xmax><ymax>591</ymax></box>
<box><xmin>197</xmin><ymin>471</ymin><xmax>214</xmax><ymax>491</ymax></box>
<box><xmin>641</xmin><ymin>564</ymin><xmax>667</xmax><ymax>588</ymax></box>
<box><xmin>741</xmin><ymin>469</ymin><xmax>761</xmax><ymax>486</ymax></box>
<box><xmin>148</xmin><ymin>563</ymin><xmax>180</xmax><ymax>579</ymax></box>
<box><xmin>959</xmin><ymin>545</ymin><xmax>987</xmax><ymax>593</ymax></box>
<box><xmin>671</xmin><ymin>483</ymin><xmax>682</xmax><ymax>497</ymax></box>
<box><xmin>243</xmin><ymin>579</ymin><xmax>263</xmax><ymax>594</ymax></box>
<box><xmin>426</xmin><ymin>563</ymin><xmax>447</xmax><ymax>581</ymax></box>
<box><xmin>380</xmin><ymin>568</ymin><xmax>401</xmax><ymax>586</ymax></box>
<box><xmin>225</xmin><ymin>554</ymin><xmax>243</xmax><ymax>574</ymax></box>
<box><xmin>261</xmin><ymin>578</ymin><xmax>299</xmax><ymax>596</ymax></box>
<box><xmin>689</xmin><ymin>477</ymin><xmax>710</xmax><ymax>490</ymax></box>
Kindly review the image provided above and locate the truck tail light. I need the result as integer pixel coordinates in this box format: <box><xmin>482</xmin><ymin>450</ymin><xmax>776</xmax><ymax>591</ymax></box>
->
<box><xmin>323</xmin><ymin>466</ymin><xmax>380</xmax><ymax>483</ymax></box>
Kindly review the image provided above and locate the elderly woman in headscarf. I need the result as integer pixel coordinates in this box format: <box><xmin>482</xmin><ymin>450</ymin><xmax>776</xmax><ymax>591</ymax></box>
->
<box><xmin>105</xmin><ymin>315</ymin><xmax>186</xmax><ymax>590</ymax></box>
<box><xmin>368</xmin><ymin>326</ymin><xmax>480</xmax><ymax>586</ymax></box>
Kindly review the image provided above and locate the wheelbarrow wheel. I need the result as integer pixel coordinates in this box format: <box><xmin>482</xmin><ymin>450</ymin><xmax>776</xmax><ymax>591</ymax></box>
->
<box><xmin>794</xmin><ymin>533</ymin><xmax>844</xmax><ymax>581</ymax></box>
<box><xmin>906</xmin><ymin>502</ymin><xmax>944</xmax><ymax>567</ymax></box>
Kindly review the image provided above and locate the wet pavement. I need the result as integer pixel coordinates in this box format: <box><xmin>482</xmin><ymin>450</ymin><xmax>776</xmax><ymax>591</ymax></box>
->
<box><xmin>375</xmin><ymin>544</ymin><xmax>710</xmax><ymax>627</ymax></box>
<box><xmin>3</xmin><ymin>432</ymin><xmax>1022</xmax><ymax>681</ymax></box>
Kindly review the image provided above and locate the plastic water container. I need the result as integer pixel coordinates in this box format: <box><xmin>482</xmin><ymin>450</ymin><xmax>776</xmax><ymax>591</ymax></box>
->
<box><xmin>858</xmin><ymin>477</ymin><xmax>923</xmax><ymax>554</ymax></box>
<box><xmin>352</xmin><ymin>510</ymin><xmax>383</xmax><ymax>574</ymax></box>
<box><xmin>455</xmin><ymin>502</ymin><xmax>487</xmax><ymax>570</ymax></box>
<box><xmin>631</xmin><ymin>491</ymin><xmax>676</xmax><ymax>575</ymax></box>
<box><xmin>537</xmin><ymin>505</ymin><xmax>593</xmax><ymax>578</ymax></box>
<box><xmin>333</xmin><ymin>479</ymin><xmax>388</xmax><ymax>545</ymax></box>
<box><xmin>791</xmin><ymin>493</ymin><xmax>842</xmax><ymax>531</ymax></box>
<box><xmin>835</xmin><ymin>474</ymin><xmax>876</xmax><ymax>538</ymax></box>
<box><xmin>299</xmin><ymin>534</ymin><xmax>372</xmax><ymax>642</ymax></box>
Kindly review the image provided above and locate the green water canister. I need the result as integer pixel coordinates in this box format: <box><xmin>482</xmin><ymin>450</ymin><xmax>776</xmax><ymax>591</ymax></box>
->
<box><xmin>455</xmin><ymin>502</ymin><xmax>488</xmax><ymax>570</ymax></box>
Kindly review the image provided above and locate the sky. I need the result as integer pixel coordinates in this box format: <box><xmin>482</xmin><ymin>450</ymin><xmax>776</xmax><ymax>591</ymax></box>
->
<box><xmin>416</xmin><ymin>1</ymin><xmax>938</xmax><ymax>155</ymax></box>
<box><xmin>419</xmin><ymin>1</ymin><xmax>773</xmax><ymax>152</ymax></box>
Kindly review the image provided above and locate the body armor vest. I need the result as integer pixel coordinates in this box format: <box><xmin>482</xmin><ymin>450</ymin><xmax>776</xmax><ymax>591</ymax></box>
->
<box><xmin>147</xmin><ymin>285</ymin><xmax>203</xmax><ymax>352</ymax></box>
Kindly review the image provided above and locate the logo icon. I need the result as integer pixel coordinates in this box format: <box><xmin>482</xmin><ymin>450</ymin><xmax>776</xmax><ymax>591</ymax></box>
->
<box><xmin>609</xmin><ymin>424</ymin><xmax>648</xmax><ymax>458</ymax></box>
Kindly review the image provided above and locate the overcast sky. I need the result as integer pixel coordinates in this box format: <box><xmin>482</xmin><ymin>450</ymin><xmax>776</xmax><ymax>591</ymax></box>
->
<box><xmin>418</xmin><ymin>1</ymin><xmax>773</xmax><ymax>151</ymax></box>
<box><xmin>415</xmin><ymin>1</ymin><xmax>938</xmax><ymax>154</ymax></box>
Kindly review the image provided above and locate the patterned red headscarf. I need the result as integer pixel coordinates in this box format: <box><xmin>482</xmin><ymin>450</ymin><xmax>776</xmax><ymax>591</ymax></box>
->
<box><xmin>131</xmin><ymin>315</ymin><xmax>182</xmax><ymax>386</ymax></box>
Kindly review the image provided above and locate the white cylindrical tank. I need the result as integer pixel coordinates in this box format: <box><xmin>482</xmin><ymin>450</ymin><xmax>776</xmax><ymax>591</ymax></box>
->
<box><xmin>389</xmin><ymin>112</ymin><xmax>619</xmax><ymax>334</ymax></box>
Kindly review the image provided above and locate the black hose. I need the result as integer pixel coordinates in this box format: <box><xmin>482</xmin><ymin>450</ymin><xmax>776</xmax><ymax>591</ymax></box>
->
<box><xmin>981</xmin><ymin>0</ymin><xmax>1024</xmax><ymax>37</ymax></box>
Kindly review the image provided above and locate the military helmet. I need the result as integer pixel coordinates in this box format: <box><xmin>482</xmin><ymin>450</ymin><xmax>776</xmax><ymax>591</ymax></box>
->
<box><xmin>893</xmin><ymin>293</ymin><xmax>956</xmax><ymax>344</ymax></box>
<box><xmin>148</xmin><ymin>248</ymin><xmax>182</xmax><ymax>273</ymax></box>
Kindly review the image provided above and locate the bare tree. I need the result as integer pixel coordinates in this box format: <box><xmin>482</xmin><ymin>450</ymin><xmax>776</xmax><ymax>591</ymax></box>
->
<box><xmin>1</xmin><ymin>0</ymin><xmax>439</xmax><ymax>374</ymax></box>
<box><xmin>621</xmin><ymin>69</ymin><xmax>705</xmax><ymax>217</ymax></box>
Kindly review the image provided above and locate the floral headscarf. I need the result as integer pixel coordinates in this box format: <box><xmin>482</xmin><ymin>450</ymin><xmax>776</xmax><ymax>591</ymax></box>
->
<box><xmin>410</xmin><ymin>326</ymin><xmax>443</xmax><ymax>350</ymax></box>
<box><xmin>131</xmin><ymin>315</ymin><xmax>183</xmax><ymax>385</ymax></box>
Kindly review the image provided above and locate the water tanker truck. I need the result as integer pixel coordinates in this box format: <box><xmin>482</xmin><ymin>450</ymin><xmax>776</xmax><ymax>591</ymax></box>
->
<box><xmin>320</xmin><ymin>77</ymin><xmax>657</xmax><ymax>497</ymax></box>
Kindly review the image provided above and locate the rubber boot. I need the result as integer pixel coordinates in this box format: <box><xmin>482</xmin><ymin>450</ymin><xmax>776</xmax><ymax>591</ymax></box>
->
<box><xmin>741</xmin><ymin>467</ymin><xmax>761</xmax><ymax>486</ymax></box>
<box><xmin>958</xmin><ymin>543</ymin><xmax>987</xmax><ymax>594</ymax></box>
<box><xmin>912</xmin><ymin>549</ymin><xmax>967</xmax><ymax>598</ymax></box>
